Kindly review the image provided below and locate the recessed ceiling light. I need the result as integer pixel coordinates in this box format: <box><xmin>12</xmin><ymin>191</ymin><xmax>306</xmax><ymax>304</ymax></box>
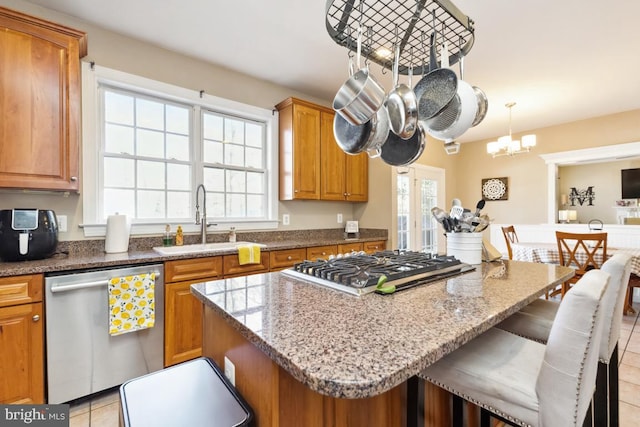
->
<box><xmin>374</xmin><ymin>46</ymin><xmax>393</xmax><ymax>60</ymax></box>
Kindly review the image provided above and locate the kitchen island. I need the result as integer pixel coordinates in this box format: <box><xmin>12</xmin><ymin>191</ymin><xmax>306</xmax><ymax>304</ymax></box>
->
<box><xmin>191</xmin><ymin>260</ymin><xmax>574</xmax><ymax>426</ymax></box>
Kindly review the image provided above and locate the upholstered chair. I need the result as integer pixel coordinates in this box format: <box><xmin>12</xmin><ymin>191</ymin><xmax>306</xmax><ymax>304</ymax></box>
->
<box><xmin>496</xmin><ymin>253</ymin><xmax>631</xmax><ymax>426</ymax></box>
<box><xmin>419</xmin><ymin>269</ymin><xmax>611</xmax><ymax>427</ymax></box>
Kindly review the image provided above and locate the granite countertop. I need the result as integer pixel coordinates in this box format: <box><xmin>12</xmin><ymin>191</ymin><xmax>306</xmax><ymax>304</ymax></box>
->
<box><xmin>191</xmin><ymin>260</ymin><xmax>574</xmax><ymax>399</ymax></box>
<box><xmin>0</xmin><ymin>229</ymin><xmax>387</xmax><ymax>278</ymax></box>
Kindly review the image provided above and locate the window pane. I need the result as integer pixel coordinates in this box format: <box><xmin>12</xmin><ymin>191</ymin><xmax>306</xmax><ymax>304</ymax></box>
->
<box><xmin>246</xmin><ymin>194</ymin><xmax>263</xmax><ymax>217</ymax></box>
<box><xmin>246</xmin><ymin>171</ymin><xmax>263</xmax><ymax>194</ymax></box>
<box><xmin>138</xmin><ymin>160</ymin><xmax>165</xmax><ymax>189</ymax></box>
<box><xmin>167</xmin><ymin>191</ymin><xmax>191</xmax><ymax>218</ymax></box>
<box><xmin>204</xmin><ymin>167</ymin><xmax>224</xmax><ymax>192</ymax></box>
<box><xmin>104</xmin><ymin>189</ymin><xmax>135</xmax><ymax>218</ymax></box>
<box><xmin>226</xmin><ymin>194</ymin><xmax>245</xmax><ymax>217</ymax></box>
<box><xmin>203</xmin><ymin>140</ymin><xmax>223</xmax><ymax>163</ymax></box>
<box><xmin>246</xmin><ymin>147</ymin><xmax>263</xmax><ymax>168</ymax></box>
<box><xmin>105</xmin><ymin>124</ymin><xmax>134</xmax><ymax>154</ymax></box>
<box><xmin>209</xmin><ymin>193</ymin><xmax>225</xmax><ymax>217</ymax></box>
<box><xmin>104</xmin><ymin>158</ymin><xmax>134</xmax><ymax>188</ymax></box>
<box><xmin>166</xmin><ymin>134</ymin><xmax>189</xmax><ymax>161</ymax></box>
<box><xmin>227</xmin><ymin>170</ymin><xmax>246</xmax><ymax>193</ymax></box>
<box><xmin>137</xmin><ymin>190</ymin><xmax>165</xmax><ymax>218</ymax></box>
<box><xmin>245</xmin><ymin>123</ymin><xmax>262</xmax><ymax>148</ymax></box>
<box><xmin>167</xmin><ymin>164</ymin><xmax>190</xmax><ymax>190</ymax></box>
<box><xmin>225</xmin><ymin>144</ymin><xmax>244</xmax><ymax>167</ymax></box>
<box><xmin>203</xmin><ymin>113</ymin><xmax>223</xmax><ymax>141</ymax></box>
<box><xmin>137</xmin><ymin>129</ymin><xmax>164</xmax><ymax>158</ymax></box>
<box><xmin>137</xmin><ymin>98</ymin><xmax>164</xmax><ymax>131</ymax></box>
<box><xmin>166</xmin><ymin>104</ymin><xmax>189</xmax><ymax>134</ymax></box>
<box><xmin>224</xmin><ymin>118</ymin><xmax>244</xmax><ymax>144</ymax></box>
<box><xmin>105</xmin><ymin>91</ymin><xmax>134</xmax><ymax>125</ymax></box>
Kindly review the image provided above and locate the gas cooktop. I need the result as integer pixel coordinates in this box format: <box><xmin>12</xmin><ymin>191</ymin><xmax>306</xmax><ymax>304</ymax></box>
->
<box><xmin>280</xmin><ymin>250</ymin><xmax>475</xmax><ymax>296</ymax></box>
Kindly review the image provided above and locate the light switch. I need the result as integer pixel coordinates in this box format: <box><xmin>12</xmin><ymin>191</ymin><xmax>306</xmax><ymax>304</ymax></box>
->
<box><xmin>58</xmin><ymin>215</ymin><xmax>68</xmax><ymax>232</ymax></box>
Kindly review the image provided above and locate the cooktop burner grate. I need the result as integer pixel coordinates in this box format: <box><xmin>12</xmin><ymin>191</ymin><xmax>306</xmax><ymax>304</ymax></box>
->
<box><xmin>282</xmin><ymin>250</ymin><xmax>475</xmax><ymax>295</ymax></box>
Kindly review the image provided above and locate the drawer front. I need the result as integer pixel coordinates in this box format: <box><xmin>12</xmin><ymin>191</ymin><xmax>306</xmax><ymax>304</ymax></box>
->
<box><xmin>0</xmin><ymin>274</ymin><xmax>43</xmax><ymax>307</ymax></box>
<box><xmin>363</xmin><ymin>240</ymin><xmax>386</xmax><ymax>254</ymax></box>
<box><xmin>223</xmin><ymin>253</ymin><xmax>270</xmax><ymax>277</ymax></box>
<box><xmin>165</xmin><ymin>257</ymin><xmax>223</xmax><ymax>283</ymax></box>
<box><xmin>306</xmin><ymin>245</ymin><xmax>338</xmax><ymax>261</ymax></box>
<box><xmin>270</xmin><ymin>248</ymin><xmax>307</xmax><ymax>270</ymax></box>
<box><xmin>338</xmin><ymin>242</ymin><xmax>363</xmax><ymax>254</ymax></box>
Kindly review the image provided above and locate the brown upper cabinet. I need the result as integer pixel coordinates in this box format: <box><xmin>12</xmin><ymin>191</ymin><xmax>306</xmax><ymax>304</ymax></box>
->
<box><xmin>276</xmin><ymin>97</ymin><xmax>368</xmax><ymax>202</ymax></box>
<box><xmin>0</xmin><ymin>7</ymin><xmax>87</xmax><ymax>192</ymax></box>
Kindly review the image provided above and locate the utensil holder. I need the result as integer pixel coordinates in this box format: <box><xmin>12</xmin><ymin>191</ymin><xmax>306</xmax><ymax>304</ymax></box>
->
<box><xmin>446</xmin><ymin>232</ymin><xmax>483</xmax><ymax>264</ymax></box>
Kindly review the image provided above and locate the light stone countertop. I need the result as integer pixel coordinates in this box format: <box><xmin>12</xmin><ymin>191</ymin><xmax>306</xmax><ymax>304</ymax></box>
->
<box><xmin>191</xmin><ymin>260</ymin><xmax>574</xmax><ymax>399</ymax></box>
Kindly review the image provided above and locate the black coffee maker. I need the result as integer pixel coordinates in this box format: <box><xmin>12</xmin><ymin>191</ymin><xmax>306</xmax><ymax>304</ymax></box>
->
<box><xmin>0</xmin><ymin>209</ymin><xmax>58</xmax><ymax>261</ymax></box>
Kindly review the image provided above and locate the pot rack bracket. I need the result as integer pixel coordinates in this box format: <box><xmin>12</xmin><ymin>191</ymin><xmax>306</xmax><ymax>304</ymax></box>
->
<box><xmin>325</xmin><ymin>0</ymin><xmax>475</xmax><ymax>75</ymax></box>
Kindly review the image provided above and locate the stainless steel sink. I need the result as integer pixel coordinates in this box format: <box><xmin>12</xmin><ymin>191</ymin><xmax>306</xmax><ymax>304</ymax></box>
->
<box><xmin>152</xmin><ymin>241</ymin><xmax>266</xmax><ymax>256</ymax></box>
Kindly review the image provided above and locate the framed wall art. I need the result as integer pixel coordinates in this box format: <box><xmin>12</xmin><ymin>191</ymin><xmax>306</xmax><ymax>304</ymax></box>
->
<box><xmin>482</xmin><ymin>177</ymin><xmax>509</xmax><ymax>201</ymax></box>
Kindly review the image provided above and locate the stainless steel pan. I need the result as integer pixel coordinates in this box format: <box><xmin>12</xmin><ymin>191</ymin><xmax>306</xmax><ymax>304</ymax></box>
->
<box><xmin>380</xmin><ymin>122</ymin><xmax>426</xmax><ymax>167</ymax></box>
<box><xmin>413</xmin><ymin>32</ymin><xmax>457</xmax><ymax>121</ymax></box>
<box><xmin>333</xmin><ymin>105</ymin><xmax>389</xmax><ymax>155</ymax></box>
<box><xmin>385</xmin><ymin>45</ymin><xmax>418</xmax><ymax>139</ymax></box>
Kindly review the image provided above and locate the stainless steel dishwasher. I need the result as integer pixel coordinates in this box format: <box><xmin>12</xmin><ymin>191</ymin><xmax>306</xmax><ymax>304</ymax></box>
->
<box><xmin>45</xmin><ymin>263</ymin><xmax>164</xmax><ymax>404</ymax></box>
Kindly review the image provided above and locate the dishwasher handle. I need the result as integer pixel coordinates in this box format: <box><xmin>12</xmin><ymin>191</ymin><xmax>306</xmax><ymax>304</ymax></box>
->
<box><xmin>50</xmin><ymin>272</ymin><xmax>162</xmax><ymax>293</ymax></box>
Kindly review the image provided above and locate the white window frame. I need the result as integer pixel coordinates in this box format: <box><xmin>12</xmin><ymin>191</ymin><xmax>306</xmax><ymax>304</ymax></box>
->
<box><xmin>81</xmin><ymin>62</ymin><xmax>279</xmax><ymax>237</ymax></box>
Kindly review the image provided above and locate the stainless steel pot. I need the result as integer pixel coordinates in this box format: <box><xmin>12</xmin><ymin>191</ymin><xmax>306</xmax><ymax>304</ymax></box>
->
<box><xmin>425</xmin><ymin>79</ymin><xmax>478</xmax><ymax>142</ymax></box>
<box><xmin>333</xmin><ymin>27</ymin><xmax>386</xmax><ymax>126</ymax></box>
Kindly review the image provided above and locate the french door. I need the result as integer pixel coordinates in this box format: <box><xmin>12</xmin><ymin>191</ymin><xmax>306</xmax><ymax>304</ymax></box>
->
<box><xmin>392</xmin><ymin>165</ymin><xmax>445</xmax><ymax>253</ymax></box>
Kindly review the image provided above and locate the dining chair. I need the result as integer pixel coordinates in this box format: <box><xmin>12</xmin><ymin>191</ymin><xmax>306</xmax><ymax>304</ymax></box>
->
<box><xmin>501</xmin><ymin>225</ymin><xmax>519</xmax><ymax>260</ymax></box>
<box><xmin>496</xmin><ymin>253</ymin><xmax>632</xmax><ymax>427</ymax></box>
<box><xmin>555</xmin><ymin>231</ymin><xmax>608</xmax><ymax>297</ymax></box>
<box><xmin>419</xmin><ymin>269</ymin><xmax>610</xmax><ymax>427</ymax></box>
<box><xmin>624</xmin><ymin>273</ymin><xmax>640</xmax><ymax>315</ymax></box>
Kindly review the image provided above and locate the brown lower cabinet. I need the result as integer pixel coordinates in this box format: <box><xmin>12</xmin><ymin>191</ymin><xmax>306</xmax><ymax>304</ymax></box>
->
<box><xmin>164</xmin><ymin>242</ymin><xmax>387</xmax><ymax>367</ymax></box>
<box><xmin>0</xmin><ymin>274</ymin><xmax>44</xmax><ymax>404</ymax></box>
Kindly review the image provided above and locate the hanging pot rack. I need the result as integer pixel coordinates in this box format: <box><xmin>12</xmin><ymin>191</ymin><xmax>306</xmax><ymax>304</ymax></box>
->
<box><xmin>325</xmin><ymin>0</ymin><xmax>475</xmax><ymax>75</ymax></box>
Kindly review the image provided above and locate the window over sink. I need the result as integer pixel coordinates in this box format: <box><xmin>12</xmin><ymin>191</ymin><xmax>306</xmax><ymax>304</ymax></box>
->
<box><xmin>81</xmin><ymin>63</ymin><xmax>278</xmax><ymax>237</ymax></box>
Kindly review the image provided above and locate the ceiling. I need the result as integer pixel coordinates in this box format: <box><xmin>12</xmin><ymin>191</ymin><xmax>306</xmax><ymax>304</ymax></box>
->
<box><xmin>25</xmin><ymin>0</ymin><xmax>640</xmax><ymax>143</ymax></box>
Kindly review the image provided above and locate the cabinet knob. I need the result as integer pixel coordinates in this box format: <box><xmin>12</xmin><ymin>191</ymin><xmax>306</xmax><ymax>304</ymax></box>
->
<box><xmin>32</xmin><ymin>315</ymin><xmax>40</xmax><ymax>322</ymax></box>
<box><xmin>70</xmin><ymin>176</ymin><xmax>78</xmax><ymax>182</ymax></box>
<box><xmin>322</xmin><ymin>252</ymin><xmax>326</xmax><ymax>255</ymax></box>
<box><xmin>287</xmin><ymin>256</ymin><xmax>292</xmax><ymax>260</ymax></box>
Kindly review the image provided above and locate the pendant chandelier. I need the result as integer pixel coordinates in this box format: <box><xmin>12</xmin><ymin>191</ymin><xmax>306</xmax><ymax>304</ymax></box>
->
<box><xmin>486</xmin><ymin>102</ymin><xmax>536</xmax><ymax>157</ymax></box>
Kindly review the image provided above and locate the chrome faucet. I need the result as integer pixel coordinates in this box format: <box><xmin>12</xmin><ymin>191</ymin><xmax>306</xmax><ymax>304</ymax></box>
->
<box><xmin>195</xmin><ymin>184</ymin><xmax>207</xmax><ymax>244</ymax></box>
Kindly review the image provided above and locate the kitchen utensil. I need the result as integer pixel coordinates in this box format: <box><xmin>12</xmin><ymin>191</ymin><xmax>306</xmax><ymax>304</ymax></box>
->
<box><xmin>380</xmin><ymin>122</ymin><xmax>426</xmax><ymax>167</ymax></box>
<box><xmin>431</xmin><ymin>207</ymin><xmax>449</xmax><ymax>225</ymax></box>
<box><xmin>333</xmin><ymin>104</ymin><xmax>389</xmax><ymax>155</ymax></box>
<box><xmin>474</xmin><ymin>199</ymin><xmax>485</xmax><ymax>217</ymax></box>
<box><xmin>385</xmin><ymin>44</ymin><xmax>418</xmax><ymax>139</ymax></box>
<box><xmin>413</xmin><ymin>31</ymin><xmax>458</xmax><ymax>121</ymax></box>
<box><xmin>364</xmin><ymin>106</ymin><xmax>391</xmax><ymax>158</ymax></box>
<box><xmin>471</xmin><ymin>86</ymin><xmax>488</xmax><ymax>127</ymax></box>
<box><xmin>332</xmin><ymin>26</ymin><xmax>385</xmax><ymax>126</ymax></box>
<box><xmin>425</xmin><ymin>78</ymin><xmax>478</xmax><ymax>142</ymax></box>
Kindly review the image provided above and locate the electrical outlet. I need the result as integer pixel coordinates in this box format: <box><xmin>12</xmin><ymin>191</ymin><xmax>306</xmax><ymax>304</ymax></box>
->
<box><xmin>337</xmin><ymin>213</ymin><xmax>343</xmax><ymax>224</ymax></box>
<box><xmin>224</xmin><ymin>356</ymin><xmax>236</xmax><ymax>386</ymax></box>
<box><xmin>283</xmin><ymin>214</ymin><xmax>290</xmax><ymax>225</ymax></box>
<box><xmin>57</xmin><ymin>215</ymin><xmax>68</xmax><ymax>232</ymax></box>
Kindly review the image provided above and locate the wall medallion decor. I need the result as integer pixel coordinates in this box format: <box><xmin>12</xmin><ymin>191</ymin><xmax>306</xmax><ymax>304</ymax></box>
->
<box><xmin>482</xmin><ymin>177</ymin><xmax>509</xmax><ymax>201</ymax></box>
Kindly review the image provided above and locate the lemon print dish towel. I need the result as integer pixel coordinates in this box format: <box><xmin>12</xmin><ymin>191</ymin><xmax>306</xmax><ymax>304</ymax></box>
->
<box><xmin>108</xmin><ymin>273</ymin><xmax>155</xmax><ymax>336</ymax></box>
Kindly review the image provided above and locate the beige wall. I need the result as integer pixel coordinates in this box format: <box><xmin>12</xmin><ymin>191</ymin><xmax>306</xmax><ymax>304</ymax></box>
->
<box><xmin>3</xmin><ymin>0</ymin><xmax>640</xmax><ymax>244</ymax></box>
<box><xmin>453</xmin><ymin>110</ymin><xmax>640</xmax><ymax>226</ymax></box>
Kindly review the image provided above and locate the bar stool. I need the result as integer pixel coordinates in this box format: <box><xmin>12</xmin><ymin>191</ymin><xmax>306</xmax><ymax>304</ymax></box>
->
<box><xmin>419</xmin><ymin>269</ymin><xmax>611</xmax><ymax>427</ymax></box>
<box><xmin>120</xmin><ymin>357</ymin><xmax>253</xmax><ymax>427</ymax></box>
<box><xmin>497</xmin><ymin>253</ymin><xmax>632</xmax><ymax>427</ymax></box>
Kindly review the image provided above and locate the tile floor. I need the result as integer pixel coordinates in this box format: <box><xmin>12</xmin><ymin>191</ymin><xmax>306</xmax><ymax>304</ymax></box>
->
<box><xmin>68</xmin><ymin>296</ymin><xmax>640</xmax><ymax>427</ymax></box>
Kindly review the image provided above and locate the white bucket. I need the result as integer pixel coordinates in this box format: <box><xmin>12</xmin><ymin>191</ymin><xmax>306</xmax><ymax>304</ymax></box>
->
<box><xmin>446</xmin><ymin>232</ymin><xmax>483</xmax><ymax>264</ymax></box>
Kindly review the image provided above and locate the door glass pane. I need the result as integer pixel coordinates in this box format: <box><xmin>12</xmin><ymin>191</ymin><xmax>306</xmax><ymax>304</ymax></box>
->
<box><xmin>397</xmin><ymin>175</ymin><xmax>410</xmax><ymax>250</ymax></box>
<box><xmin>420</xmin><ymin>178</ymin><xmax>438</xmax><ymax>253</ymax></box>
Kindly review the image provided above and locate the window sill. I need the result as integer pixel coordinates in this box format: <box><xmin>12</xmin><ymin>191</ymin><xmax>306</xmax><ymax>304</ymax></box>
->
<box><xmin>80</xmin><ymin>220</ymin><xmax>280</xmax><ymax>238</ymax></box>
